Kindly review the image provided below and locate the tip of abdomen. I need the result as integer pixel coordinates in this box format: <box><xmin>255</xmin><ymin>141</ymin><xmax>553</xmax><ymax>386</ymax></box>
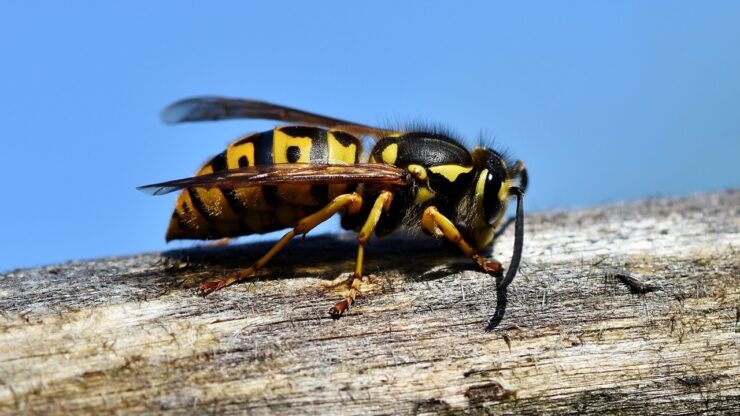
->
<box><xmin>165</xmin><ymin>210</ymin><xmax>216</xmax><ymax>241</ymax></box>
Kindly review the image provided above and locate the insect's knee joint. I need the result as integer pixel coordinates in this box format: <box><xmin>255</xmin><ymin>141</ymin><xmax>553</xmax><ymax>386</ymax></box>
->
<box><xmin>346</xmin><ymin>195</ymin><xmax>363</xmax><ymax>215</ymax></box>
<box><xmin>357</xmin><ymin>233</ymin><xmax>370</xmax><ymax>244</ymax></box>
<box><xmin>294</xmin><ymin>221</ymin><xmax>311</xmax><ymax>234</ymax></box>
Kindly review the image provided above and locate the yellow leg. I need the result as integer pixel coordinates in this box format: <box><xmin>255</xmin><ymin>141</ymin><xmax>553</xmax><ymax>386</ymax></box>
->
<box><xmin>329</xmin><ymin>190</ymin><xmax>393</xmax><ymax>318</ymax></box>
<box><xmin>421</xmin><ymin>206</ymin><xmax>503</xmax><ymax>276</ymax></box>
<box><xmin>200</xmin><ymin>192</ymin><xmax>363</xmax><ymax>295</ymax></box>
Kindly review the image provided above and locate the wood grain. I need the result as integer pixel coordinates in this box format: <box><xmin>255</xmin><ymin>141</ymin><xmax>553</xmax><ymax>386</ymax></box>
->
<box><xmin>1</xmin><ymin>190</ymin><xmax>738</xmax><ymax>415</ymax></box>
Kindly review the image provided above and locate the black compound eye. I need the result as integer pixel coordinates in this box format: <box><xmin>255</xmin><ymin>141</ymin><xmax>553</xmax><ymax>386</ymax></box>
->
<box><xmin>483</xmin><ymin>171</ymin><xmax>503</xmax><ymax>224</ymax></box>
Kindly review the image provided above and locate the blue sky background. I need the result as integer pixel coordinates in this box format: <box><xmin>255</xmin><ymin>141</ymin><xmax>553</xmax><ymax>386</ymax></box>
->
<box><xmin>1</xmin><ymin>1</ymin><xmax>738</xmax><ymax>271</ymax></box>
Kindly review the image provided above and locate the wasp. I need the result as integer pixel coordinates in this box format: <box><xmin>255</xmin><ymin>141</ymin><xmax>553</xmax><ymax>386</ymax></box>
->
<box><xmin>139</xmin><ymin>97</ymin><xmax>527</xmax><ymax>324</ymax></box>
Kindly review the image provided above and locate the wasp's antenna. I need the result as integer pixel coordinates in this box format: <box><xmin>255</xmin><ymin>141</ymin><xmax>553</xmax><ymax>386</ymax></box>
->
<box><xmin>498</xmin><ymin>187</ymin><xmax>524</xmax><ymax>290</ymax></box>
<box><xmin>486</xmin><ymin>282</ymin><xmax>509</xmax><ymax>331</ymax></box>
<box><xmin>486</xmin><ymin>186</ymin><xmax>524</xmax><ymax>331</ymax></box>
<box><xmin>509</xmin><ymin>161</ymin><xmax>528</xmax><ymax>193</ymax></box>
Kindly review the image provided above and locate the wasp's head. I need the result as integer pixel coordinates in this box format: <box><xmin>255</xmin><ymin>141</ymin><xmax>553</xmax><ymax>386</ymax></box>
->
<box><xmin>465</xmin><ymin>147</ymin><xmax>526</xmax><ymax>249</ymax></box>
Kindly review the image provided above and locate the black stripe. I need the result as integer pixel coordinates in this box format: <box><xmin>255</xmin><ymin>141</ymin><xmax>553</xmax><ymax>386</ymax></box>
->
<box><xmin>188</xmin><ymin>188</ymin><xmax>212</xmax><ymax>221</ymax></box>
<box><xmin>181</xmin><ymin>201</ymin><xmax>191</xmax><ymax>216</ymax></box>
<box><xmin>277</xmin><ymin>126</ymin><xmax>328</xmax><ymax>163</ymax></box>
<box><xmin>253</xmin><ymin>130</ymin><xmax>274</xmax><ymax>166</ymax></box>
<box><xmin>331</xmin><ymin>130</ymin><xmax>358</xmax><ymax>147</ymax></box>
<box><xmin>287</xmin><ymin>146</ymin><xmax>301</xmax><ymax>163</ymax></box>
<box><xmin>209</xmin><ymin>151</ymin><xmax>245</xmax><ymax>213</ymax></box>
<box><xmin>171</xmin><ymin>211</ymin><xmax>190</xmax><ymax>230</ymax></box>
<box><xmin>210</xmin><ymin>151</ymin><xmax>228</xmax><ymax>171</ymax></box>
<box><xmin>330</xmin><ymin>130</ymin><xmax>360</xmax><ymax>163</ymax></box>
<box><xmin>279</xmin><ymin>126</ymin><xmax>320</xmax><ymax>138</ymax></box>
<box><xmin>311</xmin><ymin>129</ymin><xmax>328</xmax><ymax>163</ymax></box>
<box><xmin>253</xmin><ymin>130</ymin><xmax>279</xmax><ymax>205</ymax></box>
<box><xmin>222</xmin><ymin>189</ymin><xmax>245</xmax><ymax>213</ymax></box>
<box><xmin>232</xmin><ymin>132</ymin><xmax>257</xmax><ymax>146</ymax></box>
<box><xmin>237</xmin><ymin>155</ymin><xmax>250</xmax><ymax>168</ymax></box>
<box><xmin>370</xmin><ymin>138</ymin><xmax>399</xmax><ymax>163</ymax></box>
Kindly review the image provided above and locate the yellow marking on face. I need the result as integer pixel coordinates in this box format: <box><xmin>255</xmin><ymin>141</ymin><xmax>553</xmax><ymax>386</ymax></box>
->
<box><xmin>381</xmin><ymin>143</ymin><xmax>398</xmax><ymax>165</ymax></box>
<box><xmin>472</xmin><ymin>168</ymin><xmax>503</xmax><ymax>248</ymax></box>
<box><xmin>429</xmin><ymin>165</ymin><xmax>473</xmax><ymax>182</ymax></box>
<box><xmin>226</xmin><ymin>141</ymin><xmax>255</xmax><ymax>169</ymax></box>
<box><xmin>475</xmin><ymin>169</ymin><xmax>488</xmax><ymax>200</ymax></box>
<box><xmin>414</xmin><ymin>187</ymin><xmax>435</xmax><ymax>204</ymax></box>
<box><xmin>473</xmin><ymin>168</ymin><xmax>489</xmax><ymax>229</ymax></box>
<box><xmin>490</xmin><ymin>179</ymin><xmax>512</xmax><ymax>229</ymax></box>
<box><xmin>499</xmin><ymin>179</ymin><xmax>512</xmax><ymax>203</ymax></box>
<box><xmin>407</xmin><ymin>164</ymin><xmax>427</xmax><ymax>180</ymax></box>
<box><xmin>474</xmin><ymin>170</ymin><xmax>512</xmax><ymax>230</ymax></box>
<box><xmin>274</xmin><ymin>129</ymin><xmax>312</xmax><ymax>164</ymax></box>
<box><xmin>328</xmin><ymin>131</ymin><xmax>358</xmax><ymax>164</ymax></box>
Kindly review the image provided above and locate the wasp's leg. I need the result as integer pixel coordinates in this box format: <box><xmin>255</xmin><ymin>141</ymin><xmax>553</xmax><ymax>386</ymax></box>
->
<box><xmin>329</xmin><ymin>190</ymin><xmax>393</xmax><ymax>318</ymax></box>
<box><xmin>200</xmin><ymin>192</ymin><xmax>363</xmax><ymax>295</ymax></box>
<box><xmin>420</xmin><ymin>206</ymin><xmax>503</xmax><ymax>276</ymax></box>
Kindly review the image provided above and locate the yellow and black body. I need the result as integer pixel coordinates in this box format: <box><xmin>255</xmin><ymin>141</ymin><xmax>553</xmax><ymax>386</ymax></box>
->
<box><xmin>166</xmin><ymin>126</ymin><xmax>362</xmax><ymax>241</ymax></box>
<box><xmin>140</xmin><ymin>97</ymin><xmax>527</xmax><ymax>329</ymax></box>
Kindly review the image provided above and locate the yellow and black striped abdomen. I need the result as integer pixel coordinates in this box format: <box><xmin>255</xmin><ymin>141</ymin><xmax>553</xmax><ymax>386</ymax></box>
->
<box><xmin>166</xmin><ymin>126</ymin><xmax>361</xmax><ymax>241</ymax></box>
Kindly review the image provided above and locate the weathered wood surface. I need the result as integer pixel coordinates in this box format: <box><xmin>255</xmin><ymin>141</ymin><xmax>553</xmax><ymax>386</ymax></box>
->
<box><xmin>1</xmin><ymin>190</ymin><xmax>738</xmax><ymax>415</ymax></box>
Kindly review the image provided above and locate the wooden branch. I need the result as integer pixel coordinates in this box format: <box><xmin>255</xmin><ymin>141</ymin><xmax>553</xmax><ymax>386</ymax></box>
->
<box><xmin>1</xmin><ymin>190</ymin><xmax>738</xmax><ymax>414</ymax></box>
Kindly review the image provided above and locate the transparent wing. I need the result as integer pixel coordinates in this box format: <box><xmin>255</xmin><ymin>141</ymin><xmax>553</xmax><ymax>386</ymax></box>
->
<box><xmin>138</xmin><ymin>163</ymin><xmax>409</xmax><ymax>196</ymax></box>
<box><xmin>161</xmin><ymin>96</ymin><xmax>391</xmax><ymax>138</ymax></box>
